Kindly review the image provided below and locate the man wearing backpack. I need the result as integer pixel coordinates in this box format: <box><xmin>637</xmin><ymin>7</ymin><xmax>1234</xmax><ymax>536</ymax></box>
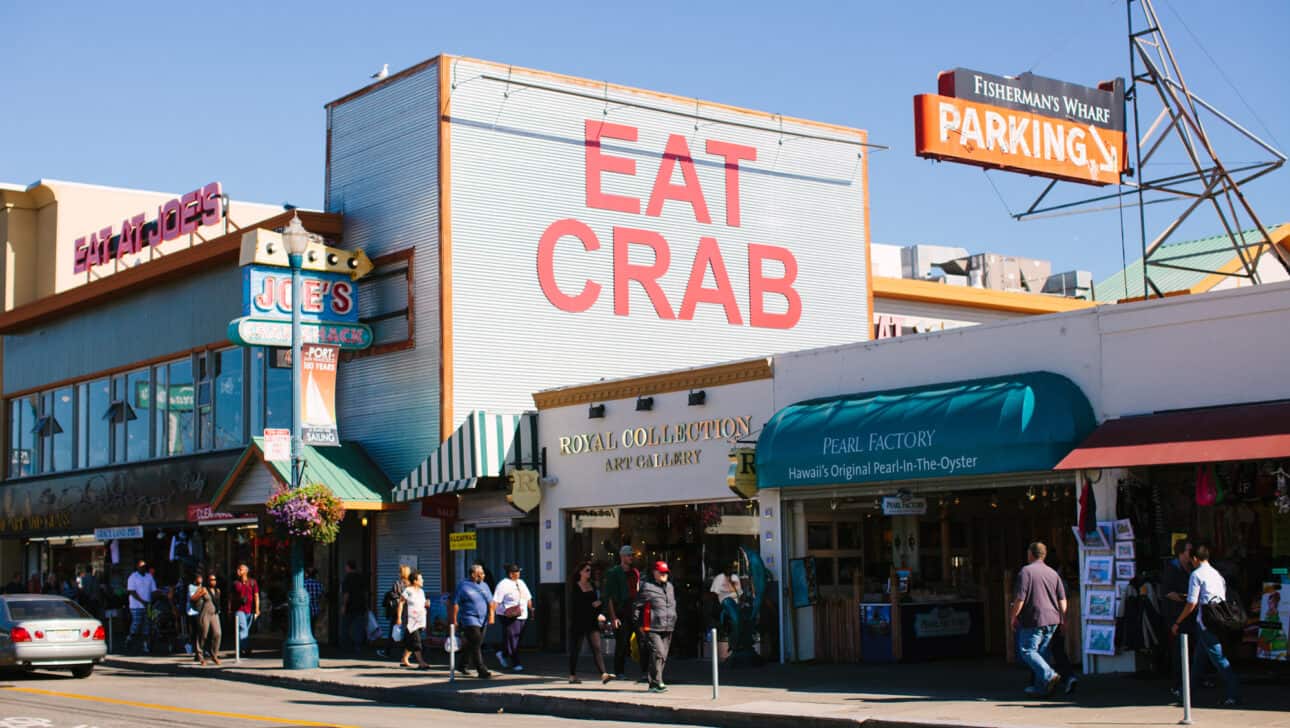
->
<box><xmin>1170</xmin><ymin>543</ymin><xmax>1240</xmax><ymax>706</ymax></box>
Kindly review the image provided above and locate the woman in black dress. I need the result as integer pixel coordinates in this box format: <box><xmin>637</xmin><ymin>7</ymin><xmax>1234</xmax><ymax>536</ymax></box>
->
<box><xmin>569</xmin><ymin>561</ymin><xmax>613</xmax><ymax>684</ymax></box>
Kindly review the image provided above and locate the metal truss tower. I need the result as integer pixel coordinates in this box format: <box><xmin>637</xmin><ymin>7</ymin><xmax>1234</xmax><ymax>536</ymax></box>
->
<box><xmin>1018</xmin><ymin>0</ymin><xmax>1288</xmax><ymax>298</ymax></box>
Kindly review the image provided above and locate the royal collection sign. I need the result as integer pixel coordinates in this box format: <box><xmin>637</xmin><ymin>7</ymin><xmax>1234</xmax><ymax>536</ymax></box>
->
<box><xmin>557</xmin><ymin>416</ymin><xmax>753</xmax><ymax>456</ymax></box>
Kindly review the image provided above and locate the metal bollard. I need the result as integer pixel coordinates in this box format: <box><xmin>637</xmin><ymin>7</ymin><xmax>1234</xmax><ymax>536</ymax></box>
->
<box><xmin>1179</xmin><ymin>633</ymin><xmax>1192</xmax><ymax>725</ymax></box>
<box><xmin>235</xmin><ymin>615</ymin><xmax>241</xmax><ymax>664</ymax></box>
<box><xmin>711</xmin><ymin>627</ymin><xmax>720</xmax><ymax>700</ymax></box>
<box><xmin>448</xmin><ymin>624</ymin><xmax>456</xmax><ymax>684</ymax></box>
<box><xmin>107</xmin><ymin>614</ymin><xmax>113</xmax><ymax>654</ymax></box>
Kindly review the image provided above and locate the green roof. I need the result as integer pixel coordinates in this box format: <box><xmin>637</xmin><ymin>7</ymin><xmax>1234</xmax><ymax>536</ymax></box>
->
<box><xmin>213</xmin><ymin>440</ymin><xmax>395</xmax><ymax>509</ymax></box>
<box><xmin>1096</xmin><ymin>226</ymin><xmax>1282</xmax><ymax>302</ymax></box>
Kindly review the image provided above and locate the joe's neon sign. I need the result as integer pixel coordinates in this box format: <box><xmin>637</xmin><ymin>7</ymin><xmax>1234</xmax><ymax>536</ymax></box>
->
<box><xmin>72</xmin><ymin>181</ymin><xmax>224</xmax><ymax>274</ymax></box>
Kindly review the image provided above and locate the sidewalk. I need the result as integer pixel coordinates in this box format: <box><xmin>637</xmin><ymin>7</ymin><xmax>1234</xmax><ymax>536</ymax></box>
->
<box><xmin>104</xmin><ymin>647</ymin><xmax>1290</xmax><ymax>728</ymax></box>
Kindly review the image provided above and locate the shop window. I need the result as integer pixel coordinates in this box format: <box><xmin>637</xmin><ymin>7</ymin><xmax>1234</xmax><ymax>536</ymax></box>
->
<box><xmin>124</xmin><ymin>369</ymin><xmax>150</xmax><ymax>462</ymax></box>
<box><xmin>249</xmin><ymin>348</ymin><xmax>267</xmax><ymax>437</ymax></box>
<box><xmin>214</xmin><ymin>348</ymin><xmax>245</xmax><ymax>449</ymax></box>
<box><xmin>807</xmin><ymin>522</ymin><xmax>833</xmax><ymax>550</ymax></box>
<box><xmin>265</xmin><ymin>351</ymin><xmax>291</xmax><ymax>430</ymax></box>
<box><xmin>8</xmin><ymin>396</ymin><xmax>37</xmax><ymax>478</ymax></box>
<box><xmin>350</xmin><ymin>249</ymin><xmax>413</xmax><ymax>357</ymax></box>
<box><xmin>838</xmin><ymin>522</ymin><xmax>863</xmax><ymax>550</ymax></box>
<box><xmin>152</xmin><ymin>364</ymin><xmax>167</xmax><ymax>458</ymax></box>
<box><xmin>838</xmin><ymin>556</ymin><xmax>864</xmax><ymax>587</ymax></box>
<box><xmin>165</xmin><ymin>359</ymin><xmax>195</xmax><ymax>456</ymax></box>
<box><xmin>195</xmin><ymin>352</ymin><xmax>214</xmax><ymax>451</ymax></box>
<box><xmin>84</xmin><ymin>379</ymin><xmax>111</xmax><ymax>468</ymax></box>
<box><xmin>49</xmin><ymin>387</ymin><xmax>73</xmax><ymax>472</ymax></box>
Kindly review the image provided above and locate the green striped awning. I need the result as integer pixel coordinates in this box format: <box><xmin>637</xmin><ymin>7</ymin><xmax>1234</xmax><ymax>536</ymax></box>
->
<box><xmin>392</xmin><ymin>411</ymin><xmax>538</xmax><ymax>502</ymax></box>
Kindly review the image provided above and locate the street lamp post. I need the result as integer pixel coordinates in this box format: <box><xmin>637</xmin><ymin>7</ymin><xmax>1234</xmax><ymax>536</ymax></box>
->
<box><xmin>282</xmin><ymin>213</ymin><xmax>320</xmax><ymax>670</ymax></box>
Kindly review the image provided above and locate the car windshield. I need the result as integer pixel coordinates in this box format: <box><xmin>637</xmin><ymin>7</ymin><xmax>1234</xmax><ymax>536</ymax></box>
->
<box><xmin>6</xmin><ymin>599</ymin><xmax>91</xmax><ymax>621</ymax></box>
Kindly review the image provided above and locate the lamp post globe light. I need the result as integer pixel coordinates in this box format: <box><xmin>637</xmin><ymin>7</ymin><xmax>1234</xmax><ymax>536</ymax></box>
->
<box><xmin>281</xmin><ymin>213</ymin><xmax>319</xmax><ymax>669</ymax></box>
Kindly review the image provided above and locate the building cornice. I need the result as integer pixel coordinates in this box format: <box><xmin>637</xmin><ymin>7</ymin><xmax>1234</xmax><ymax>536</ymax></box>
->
<box><xmin>533</xmin><ymin>357</ymin><xmax>772</xmax><ymax>410</ymax></box>
<box><xmin>873</xmin><ymin>276</ymin><xmax>1096</xmax><ymax>314</ymax></box>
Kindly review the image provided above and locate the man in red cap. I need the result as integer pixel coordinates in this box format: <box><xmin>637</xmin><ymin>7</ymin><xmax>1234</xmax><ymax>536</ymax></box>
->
<box><xmin>633</xmin><ymin>561</ymin><xmax>677</xmax><ymax>693</ymax></box>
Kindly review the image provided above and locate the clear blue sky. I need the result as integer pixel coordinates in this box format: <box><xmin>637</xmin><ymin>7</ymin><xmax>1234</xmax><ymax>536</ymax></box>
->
<box><xmin>4</xmin><ymin>0</ymin><xmax>1287</xmax><ymax>282</ymax></box>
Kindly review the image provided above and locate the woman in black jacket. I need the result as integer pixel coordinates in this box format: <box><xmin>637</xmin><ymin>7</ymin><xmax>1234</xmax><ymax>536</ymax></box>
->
<box><xmin>568</xmin><ymin>561</ymin><xmax>612</xmax><ymax>684</ymax></box>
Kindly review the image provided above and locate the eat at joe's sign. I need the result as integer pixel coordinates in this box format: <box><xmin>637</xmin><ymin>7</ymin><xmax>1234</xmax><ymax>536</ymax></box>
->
<box><xmin>536</xmin><ymin>121</ymin><xmax>800</xmax><ymax>329</ymax></box>
<box><xmin>73</xmin><ymin>182</ymin><xmax>224</xmax><ymax>274</ymax></box>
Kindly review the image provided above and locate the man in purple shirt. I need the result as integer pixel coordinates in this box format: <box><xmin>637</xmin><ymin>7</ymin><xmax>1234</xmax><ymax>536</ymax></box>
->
<box><xmin>1010</xmin><ymin>542</ymin><xmax>1067</xmax><ymax>697</ymax></box>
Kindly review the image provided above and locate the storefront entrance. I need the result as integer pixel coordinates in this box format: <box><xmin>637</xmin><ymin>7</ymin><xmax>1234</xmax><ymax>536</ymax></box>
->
<box><xmin>567</xmin><ymin>501</ymin><xmax>761</xmax><ymax>659</ymax></box>
<box><xmin>794</xmin><ymin>483</ymin><xmax>1079</xmax><ymax>662</ymax></box>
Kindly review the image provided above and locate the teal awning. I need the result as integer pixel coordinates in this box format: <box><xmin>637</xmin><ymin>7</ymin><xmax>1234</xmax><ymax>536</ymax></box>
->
<box><xmin>756</xmin><ymin>372</ymin><xmax>1095</xmax><ymax>489</ymax></box>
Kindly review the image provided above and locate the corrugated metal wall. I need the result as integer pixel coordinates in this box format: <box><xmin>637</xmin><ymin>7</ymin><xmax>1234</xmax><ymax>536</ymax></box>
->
<box><xmin>326</xmin><ymin>62</ymin><xmax>442</xmax><ymax>481</ymax></box>
<box><xmin>4</xmin><ymin>266</ymin><xmax>241</xmax><ymax>394</ymax></box>
<box><xmin>466</xmin><ymin>523</ymin><xmax>540</xmax><ymax>647</ymax></box>
<box><xmin>446</xmin><ymin>57</ymin><xmax>870</xmax><ymax>416</ymax></box>
<box><xmin>374</xmin><ymin>507</ymin><xmax>442</xmax><ymax>631</ymax></box>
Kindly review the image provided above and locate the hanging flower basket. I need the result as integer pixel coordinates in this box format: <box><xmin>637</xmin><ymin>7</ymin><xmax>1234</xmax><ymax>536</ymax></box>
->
<box><xmin>266</xmin><ymin>483</ymin><xmax>346</xmax><ymax>544</ymax></box>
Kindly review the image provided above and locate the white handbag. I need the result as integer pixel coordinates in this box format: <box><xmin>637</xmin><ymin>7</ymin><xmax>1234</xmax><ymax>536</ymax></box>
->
<box><xmin>391</xmin><ymin>624</ymin><xmax>406</xmax><ymax>642</ymax></box>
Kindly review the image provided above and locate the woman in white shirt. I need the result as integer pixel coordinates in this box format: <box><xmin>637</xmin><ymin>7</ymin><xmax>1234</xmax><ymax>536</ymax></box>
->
<box><xmin>396</xmin><ymin>571</ymin><xmax>429</xmax><ymax>669</ymax></box>
<box><xmin>492</xmin><ymin>563</ymin><xmax>533</xmax><ymax>671</ymax></box>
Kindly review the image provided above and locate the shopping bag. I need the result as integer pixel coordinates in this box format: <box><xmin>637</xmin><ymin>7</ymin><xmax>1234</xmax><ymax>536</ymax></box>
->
<box><xmin>443</xmin><ymin>635</ymin><xmax>460</xmax><ymax>653</ymax></box>
<box><xmin>629</xmin><ymin>631</ymin><xmax>640</xmax><ymax>662</ymax></box>
<box><xmin>365</xmin><ymin>610</ymin><xmax>381</xmax><ymax>642</ymax></box>
<box><xmin>391</xmin><ymin>624</ymin><xmax>406</xmax><ymax>643</ymax></box>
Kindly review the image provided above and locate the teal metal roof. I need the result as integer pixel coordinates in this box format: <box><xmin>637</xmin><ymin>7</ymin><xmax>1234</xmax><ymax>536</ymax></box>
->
<box><xmin>1095</xmin><ymin>227</ymin><xmax>1281</xmax><ymax>302</ymax></box>
<box><xmin>213</xmin><ymin>440</ymin><xmax>394</xmax><ymax>508</ymax></box>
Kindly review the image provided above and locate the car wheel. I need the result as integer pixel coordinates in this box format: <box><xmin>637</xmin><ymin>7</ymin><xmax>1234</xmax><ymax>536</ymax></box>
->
<box><xmin>70</xmin><ymin>665</ymin><xmax>93</xmax><ymax>679</ymax></box>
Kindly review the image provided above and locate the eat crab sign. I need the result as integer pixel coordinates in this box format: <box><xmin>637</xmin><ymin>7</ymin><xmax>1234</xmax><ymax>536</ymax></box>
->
<box><xmin>535</xmin><ymin>120</ymin><xmax>802</xmax><ymax>330</ymax></box>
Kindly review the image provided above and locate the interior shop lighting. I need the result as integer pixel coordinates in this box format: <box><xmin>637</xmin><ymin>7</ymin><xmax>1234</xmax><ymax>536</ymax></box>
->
<box><xmin>688</xmin><ymin>390</ymin><xmax>707</xmax><ymax>406</ymax></box>
<box><xmin>635</xmin><ymin>396</ymin><xmax>654</xmax><ymax>411</ymax></box>
<box><xmin>588</xmin><ymin>403</ymin><xmax>606</xmax><ymax>419</ymax></box>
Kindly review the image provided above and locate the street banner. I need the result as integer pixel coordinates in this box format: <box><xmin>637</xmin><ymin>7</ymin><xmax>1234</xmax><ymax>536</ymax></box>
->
<box><xmin>300</xmin><ymin>344</ymin><xmax>340</xmax><ymax>447</ymax></box>
<box><xmin>263</xmin><ymin>428</ymin><xmax>291</xmax><ymax>462</ymax></box>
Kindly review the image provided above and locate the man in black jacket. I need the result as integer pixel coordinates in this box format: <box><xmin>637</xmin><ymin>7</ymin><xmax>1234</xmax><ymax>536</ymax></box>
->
<box><xmin>633</xmin><ymin>561</ymin><xmax>676</xmax><ymax>693</ymax></box>
<box><xmin>1160</xmin><ymin>540</ymin><xmax>1192</xmax><ymax>679</ymax></box>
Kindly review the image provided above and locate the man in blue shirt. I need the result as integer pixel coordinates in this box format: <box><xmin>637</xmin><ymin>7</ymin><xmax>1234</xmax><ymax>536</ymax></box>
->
<box><xmin>451</xmin><ymin>563</ymin><xmax>495</xmax><ymax>678</ymax></box>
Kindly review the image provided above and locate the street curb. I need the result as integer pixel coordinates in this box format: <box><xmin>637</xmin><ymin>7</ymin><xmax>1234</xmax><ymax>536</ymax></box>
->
<box><xmin>102</xmin><ymin>657</ymin><xmax>1002</xmax><ymax>728</ymax></box>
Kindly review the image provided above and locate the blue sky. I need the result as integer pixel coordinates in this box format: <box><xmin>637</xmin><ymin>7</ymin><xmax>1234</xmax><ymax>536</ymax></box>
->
<box><xmin>3</xmin><ymin>0</ymin><xmax>1287</xmax><ymax>282</ymax></box>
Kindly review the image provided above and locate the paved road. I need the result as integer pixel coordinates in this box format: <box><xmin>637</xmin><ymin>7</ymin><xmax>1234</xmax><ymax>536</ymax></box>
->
<box><xmin>0</xmin><ymin>665</ymin><xmax>691</xmax><ymax>728</ymax></box>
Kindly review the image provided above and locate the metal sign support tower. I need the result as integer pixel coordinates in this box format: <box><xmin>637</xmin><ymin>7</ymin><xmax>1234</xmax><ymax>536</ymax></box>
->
<box><xmin>1017</xmin><ymin>0</ymin><xmax>1287</xmax><ymax>299</ymax></box>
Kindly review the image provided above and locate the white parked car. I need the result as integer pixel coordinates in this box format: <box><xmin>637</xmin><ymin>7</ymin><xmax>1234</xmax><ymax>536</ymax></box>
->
<box><xmin>0</xmin><ymin>594</ymin><xmax>106</xmax><ymax>678</ymax></box>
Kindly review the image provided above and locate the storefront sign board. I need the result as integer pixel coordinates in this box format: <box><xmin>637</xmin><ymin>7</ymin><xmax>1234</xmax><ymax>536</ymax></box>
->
<box><xmin>242</xmin><ymin>266</ymin><xmax>359</xmax><ymax>324</ymax></box>
<box><xmin>506</xmin><ymin>469</ymin><xmax>542</xmax><ymax>513</ymax></box>
<box><xmin>72</xmin><ymin>182</ymin><xmax>224</xmax><ymax>275</ymax></box>
<box><xmin>881</xmin><ymin>496</ymin><xmax>927</xmax><ymax>516</ymax></box>
<box><xmin>0</xmin><ymin>453</ymin><xmax>237</xmax><ymax>536</ymax></box>
<box><xmin>93</xmin><ymin>525</ymin><xmax>143</xmax><ymax>540</ymax></box>
<box><xmin>262</xmin><ymin>428</ymin><xmax>290</xmax><ymax>462</ymax></box>
<box><xmin>186</xmin><ymin>503</ymin><xmax>237</xmax><ymax>522</ymax></box>
<box><xmin>448</xmin><ymin>531</ymin><xmax>477</xmax><ymax>551</ymax></box>
<box><xmin>421</xmin><ymin>494</ymin><xmax>459</xmax><ymax>521</ymax></box>
<box><xmin>227</xmin><ymin>317</ymin><xmax>373</xmax><ymax>350</ymax></box>
<box><xmin>300</xmin><ymin>345</ymin><xmax>339</xmax><ymax>447</ymax></box>
<box><xmin>727</xmin><ymin>448</ymin><xmax>757</xmax><ymax>499</ymax></box>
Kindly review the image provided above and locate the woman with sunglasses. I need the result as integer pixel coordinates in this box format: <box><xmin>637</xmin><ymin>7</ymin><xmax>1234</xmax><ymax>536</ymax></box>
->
<box><xmin>568</xmin><ymin>561</ymin><xmax>613</xmax><ymax>684</ymax></box>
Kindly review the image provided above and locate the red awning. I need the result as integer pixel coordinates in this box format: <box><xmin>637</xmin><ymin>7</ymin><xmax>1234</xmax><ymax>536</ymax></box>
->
<box><xmin>1055</xmin><ymin>400</ymin><xmax>1290</xmax><ymax>470</ymax></box>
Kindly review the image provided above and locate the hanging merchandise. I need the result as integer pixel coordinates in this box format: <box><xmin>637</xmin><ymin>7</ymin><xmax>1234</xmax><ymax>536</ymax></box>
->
<box><xmin>1274</xmin><ymin>467</ymin><xmax>1290</xmax><ymax>516</ymax></box>
<box><xmin>1079</xmin><ymin>480</ymin><xmax>1098</xmax><ymax>537</ymax></box>
<box><xmin>1196</xmin><ymin>464</ymin><xmax>1217</xmax><ymax>507</ymax></box>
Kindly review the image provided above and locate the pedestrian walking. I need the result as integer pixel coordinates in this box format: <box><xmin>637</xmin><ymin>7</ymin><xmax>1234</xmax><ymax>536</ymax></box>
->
<box><xmin>185</xmin><ymin>571</ymin><xmax>202</xmax><ymax>659</ymax></box>
<box><xmin>3</xmin><ymin>572</ymin><xmax>23</xmax><ymax>594</ymax></box>
<box><xmin>492</xmin><ymin>563</ymin><xmax>533</xmax><ymax>672</ymax></box>
<box><xmin>1170</xmin><ymin>543</ymin><xmax>1240</xmax><ymax>706</ymax></box>
<box><xmin>396</xmin><ymin>570</ymin><xmax>430</xmax><ymax>669</ymax></box>
<box><xmin>633</xmin><ymin>561</ymin><xmax>677</xmax><ymax>693</ymax></box>
<box><xmin>341</xmin><ymin>560</ymin><xmax>370</xmax><ymax>654</ymax></box>
<box><xmin>192</xmin><ymin>573</ymin><xmax>222</xmax><ymax>665</ymax></box>
<box><xmin>605</xmin><ymin>545</ymin><xmax>644</xmax><ymax>679</ymax></box>
<box><xmin>304</xmin><ymin>568</ymin><xmax>325</xmax><ymax>638</ymax></box>
<box><xmin>568</xmin><ymin>561</ymin><xmax>613</xmax><ymax>684</ymax></box>
<box><xmin>1010</xmin><ymin>542</ymin><xmax>1067</xmax><ymax>697</ymax></box>
<box><xmin>126</xmin><ymin>560</ymin><xmax>157</xmax><ymax>653</ymax></box>
<box><xmin>231</xmin><ymin>563</ymin><xmax>260</xmax><ymax>657</ymax></box>
<box><xmin>451</xmin><ymin>563</ymin><xmax>495</xmax><ymax>678</ymax></box>
<box><xmin>1160</xmin><ymin>540</ymin><xmax>1194</xmax><ymax>679</ymax></box>
<box><xmin>379</xmin><ymin>564</ymin><xmax>411</xmax><ymax>658</ymax></box>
